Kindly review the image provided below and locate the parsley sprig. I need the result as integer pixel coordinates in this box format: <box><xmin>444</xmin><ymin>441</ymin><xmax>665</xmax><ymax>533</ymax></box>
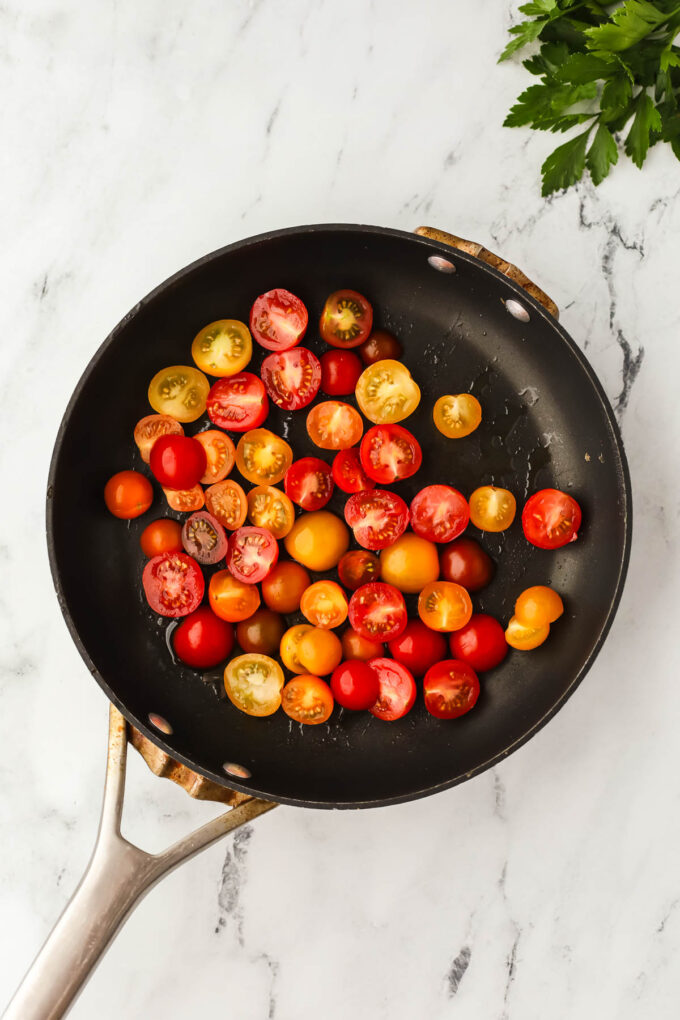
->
<box><xmin>500</xmin><ymin>1</ymin><xmax>680</xmax><ymax>194</ymax></box>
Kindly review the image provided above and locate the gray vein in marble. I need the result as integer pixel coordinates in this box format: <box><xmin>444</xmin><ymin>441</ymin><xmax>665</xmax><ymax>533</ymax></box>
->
<box><xmin>215</xmin><ymin>825</ymin><xmax>252</xmax><ymax>943</ymax></box>
<box><xmin>446</xmin><ymin>944</ymin><xmax>471</xmax><ymax>997</ymax></box>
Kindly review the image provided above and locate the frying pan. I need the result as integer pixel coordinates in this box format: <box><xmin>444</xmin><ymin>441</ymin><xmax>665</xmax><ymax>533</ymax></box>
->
<box><xmin>5</xmin><ymin>224</ymin><xmax>631</xmax><ymax>1019</ymax></box>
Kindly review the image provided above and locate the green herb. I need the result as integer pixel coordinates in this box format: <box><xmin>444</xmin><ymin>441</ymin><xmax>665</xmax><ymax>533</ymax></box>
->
<box><xmin>500</xmin><ymin>0</ymin><xmax>680</xmax><ymax>194</ymax></box>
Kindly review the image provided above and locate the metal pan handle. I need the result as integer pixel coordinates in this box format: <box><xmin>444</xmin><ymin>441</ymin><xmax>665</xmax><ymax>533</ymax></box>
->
<box><xmin>2</xmin><ymin>706</ymin><xmax>275</xmax><ymax>1020</ymax></box>
<box><xmin>414</xmin><ymin>226</ymin><xmax>559</xmax><ymax>320</ymax></box>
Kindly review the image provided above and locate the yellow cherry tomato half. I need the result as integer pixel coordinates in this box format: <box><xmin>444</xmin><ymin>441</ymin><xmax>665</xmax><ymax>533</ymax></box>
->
<box><xmin>284</xmin><ymin>510</ymin><xmax>350</xmax><ymax>571</ymax></box>
<box><xmin>505</xmin><ymin>615</ymin><xmax>550</xmax><ymax>651</ymax></box>
<box><xmin>247</xmin><ymin>485</ymin><xmax>295</xmax><ymax>539</ymax></box>
<box><xmin>194</xmin><ymin>430</ymin><xmax>235</xmax><ymax>485</ymax></box>
<box><xmin>514</xmin><ymin>586</ymin><xmax>564</xmax><ymax>628</ymax></box>
<box><xmin>235</xmin><ymin>428</ymin><xmax>293</xmax><ymax>485</ymax></box>
<box><xmin>280</xmin><ymin>624</ymin><xmax>314</xmax><ymax>673</ymax></box>
<box><xmin>148</xmin><ymin>365</ymin><xmax>210</xmax><ymax>423</ymax></box>
<box><xmin>433</xmin><ymin>393</ymin><xmax>482</xmax><ymax>439</ymax></box>
<box><xmin>355</xmin><ymin>359</ymin><xmax>421</xmax><ymax>424</ymax></box>
<box><xmin>469</xmin><ymin>485</ymin><xmax>517</xmax><ymax>533</ymax></box>
<box><xmin>300</xmin><ymin>581</ymin><xmax>348</xmax><ymax>629</ymax></box>
<box><xmin>191</xmin><ymin>320</ymin><xmax>252</xmax><ymax>377</ymax></box>
<box><xmin>418</xmin><ymin>581</ymin><xmax>473</xmax><ymax>632</ymax></box>
<box><xmin>379</xmin><ymin>533</ymin><xmax>440</xmax><ymax>594</ymax></box>
<box><xmin>281</xmin><ymin>675</ymin><xmax>334</xmax><ymax>725</ymax></box>
<box><xmin>297</xmin><ymin>627</ymin><xmax>343</xmax><ymax>676</ymax></box>
<box><xmin>224</xmin><ymin>653</ymin><xmax>284</xmax><ymax>717</ymax></box>
<box><xmin>306</xmin><ymin>401</ymin><xmax>363</xmax><ymax>450</ymax></box>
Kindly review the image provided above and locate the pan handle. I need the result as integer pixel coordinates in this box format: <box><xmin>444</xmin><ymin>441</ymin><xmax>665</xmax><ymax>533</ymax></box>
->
<box><xmin>414</xmin><ymin>226</ymin><xmax>559</xmax><ymax>320</ymax></box>
<box><xmin>2</xmin><ymin>706</ymin><xmax>276</xmax><ymax>1020</ymax></box>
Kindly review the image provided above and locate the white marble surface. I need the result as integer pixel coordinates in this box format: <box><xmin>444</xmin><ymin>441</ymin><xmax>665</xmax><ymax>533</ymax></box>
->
<box><xmin>1</xmin><ymin>1</ymin><xmax>679</xmax><ymax>1017</ymax></box>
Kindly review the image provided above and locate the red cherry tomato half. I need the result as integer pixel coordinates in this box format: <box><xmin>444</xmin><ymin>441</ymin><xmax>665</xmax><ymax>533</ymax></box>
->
<box><xmin>227</xmin><ymin>526</ymin><xmax>279</xmax><ymax>583</ymax></box>
<box><xmin>450</xmin><ymin>614</ymin><xmax>508</xmax><ymax>673</ymax></box>
<box><xmin>181</xmin><ymin>511</ymin><xmax>228</xmax><ymax>565</ymax></box>
<box><xmin>423</xmin><ymin>660</ymin><xmax>480</xmax><ymax>719</ymax></box>
<box><xmin>388</xmin><ymin>620</ymin><xmax>448</xmax><ymax>676</ymax></box>
<box><xmin>249</xmin><ymin>289</ymin><xmax>308</xmax><ymax>352</ymax></box>
<box><xmin>522</xmin><ymin>488</ymin><xmax>582</xmax><ymax>549</ymax></box>
<box><xmin>367</xmin><ymin>658</ymin><xmax>416</xmax><ymax>721</ymax></box>
<box><xmin>206</xmin><ymin>373</ymin><xmax>268</xmax><ymax>432</ymax></box>
<box><xmin>319</xmin><ymin>289</ymin><xmax>373</xmax><ymax>349</ymax></box>
<box><xmin>284</xmin><ymin>457</ymin><xmax>334</xmax><ymax>511</ymax></box>
<box><xmin>320</xmin><ymin>350</ymin><xmax>363</xmax><ymax>395</ymax></box>
<box><xmin>330</xmin><ymin>660</ymin><xmax>381</xmax><ymax>711</ymax></box>
<box><xmin>332</xmin><ymin>448</ymin><xmax>375</xmax><ymax>494</ymax></box>
<box><xmin>344</xmin><ymin>489</ymin><xmax>409</xmax><ymax>550</ymax></box>
<box><xmin>260</xmin><ymin>347</ymin><xmax>321</xmax><ymax>410</ymax></box>
<box><xmin>440</xmin><ymin>537</ymin><xmax>495</xmax><ymax>591</ymax></box>
<box><xmin>338</xmin><ymin>549</ymin><xmax>380</xmax><ymax>590</ymax></box>
<box><xmin>410</xmin><ymin>485</ymin><xmax>470</xmax><ymax>544</ymax></box>
<box><xmin>173</xmin><ymin>606</ymin><xmax>234</xmax><ymax>669</ymax></box>
<box><xmin>348</xmin><ymin>582</ymin><xmax>407</xmax><ymax>642</ymax></box>
<box><xmin>142</xmin><ymin>552</ymin><xmax>204</xmax><ymax>618</ymax></box>
<box><xmin>359</xmin><ymin>424</ymin><xmax>422</xmax><ymax>485</ymax></box>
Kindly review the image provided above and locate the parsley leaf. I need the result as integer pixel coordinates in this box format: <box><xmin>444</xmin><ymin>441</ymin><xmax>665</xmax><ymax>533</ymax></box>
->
<box><xmin>541</xmin><ymin>128</ymin><xmax>592</xmax><ymax>195</ymax></box>
<box><xmin>625</xmin><ymin>91</ymin><xmax>663</xmax><ymax>165</ymax></box>
<box><xmin>585</xmin><ymin>2</ymin><xmax>669</xmax><ymax>53</ymax></box>
<box><xmin>586</xmin><ymin>123</ymin><xmax>619</xmax><ymax>183</ymax></box>
<box><xmin>499</xmin><ymin>19</ymin><xmax>547</xmax><ymax>61</ymax></box>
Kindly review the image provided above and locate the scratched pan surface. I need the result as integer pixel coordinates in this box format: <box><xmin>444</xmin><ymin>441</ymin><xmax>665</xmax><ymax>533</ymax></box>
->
<box><xmin>47</xmin><ymin>225</ymin><xmax>631</xmax><ymax>808</ymax></box>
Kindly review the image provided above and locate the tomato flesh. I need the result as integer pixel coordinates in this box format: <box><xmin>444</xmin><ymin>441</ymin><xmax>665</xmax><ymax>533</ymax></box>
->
<box><xmin>134</xmin><ymin>415</ymin><xmax>183</xmax><ymax>463</ymax></box>
<box><xmin>388</xmin><ymin>620</ymin><xmax>447</xmax><ymax>676</ymax></box>
<box><xmin>227</xmin><ymin>526</ymin><xmax>279</xmax><ymax>583</ymax></box>
<box><xmin>320</xmin><ymin>350</ymin><xmax>363</xmax><ymax>395</ymax></box>
<box><xmin>173</xmin><ymin>607</ymin><xmax>234</xmax><ymax>668</ymax></box>
<box><xmin>332</xmin><ymin>448</ymin><xmax>375</xmax><ymax>494</ymax></box>
<box><xmin>284</xmin><ymin>457</ymin><xmax>334</xmax><ymax>511</ymax></box>
<box><xmin>359</xmin><ymin>424</ymin><xmax>422</xmax><ymax>484</ymax></box>
<box><xmin>319</xmin><ymin>289</ymin><xmax>373</xmax><ymax>348</ymax></box>
<box><xmin>194</xmin><ymin>430</ymin><xmax>235</xmax><ymax>485</ymax></box>
<box><xmin>450</xmin><ymin>614</ymin><xmax>508</xmax><ymax>672</ymax></box>
<box><xmin>206</xmin><ymin>373</ymin><xmax>268</xmax><ymax>432</ymax></box>
<box><xmin>250</xmin><ymin>289</ymin><xmax>308</xmax><ymax>352</ymax></box>
<box><xmin>433</xmin><ymin>394</ymin><xmax>482</xmax><ymax>439</ymax></box>
<box><xmin>355</xmin><ymin>360</ymin><xmax>421</xmax><ymax>424</ymax></box>
<box><xmin>191</xmin><ymin>320</ymin><xmax>252</xmax><ymax>377</ymax></box>
<box><xmin>181</xmin><ymin>511</ymin><xmax>228</xmax><ymax>565</ymax></box>
<box><xmin>348</xmin><ymin>582</ymin><xmax>407</xmax><ymax>642</ymax></box>
<box><xmin>469</xmin><ymin>486</ymin><xmax>516</xmax><ymax>533</ymax></box>
<box><xmin>282</xmin><ymin>675</ymin><xmax>334</xmax><ymax>724</ymax></box>
<box><xmin>163</xmin><ymin>485</ymin><xmax>204</xmax><ymax>513</ymax></box>
<box><xmin>150</xmin><ymin>435</ymin><xmax>207</xmax><ymax>490</ymax></box>
<box><xmin>344</xmin><ymin>489</ymin><xmax>409</xmax><ymax>550</ymax></box>
<box><xmin>224</xmin><ymin>653</ymin><xmax>284</xmax><ymax>717</ymax></box>
<box><xmin>367</xmin><ymin>658</ymin><xmax>416</xmax><ymax>721</ymax></box>
<box><xmin>522</xmin><ymin>489</ymin><xmax>582</xmax><ymax>549</ymax></box>
<box><xmin>330</xmin><ymin>661</ymin><xmax>380</xmax><ymax>710</ymax></box>
<box><xmin>235</xmin><ymin>429</ymin><xmax>293</xmax><ymax>486</ymax></box>
<box><xmin>300</xmin><ymin>581</ymin><xmax>348</xmax><ymax>629</ymax></box>
<box><xmin>410</xmin><ymin>485</ymin><xmax>469</xmax><ymax>544</ymax></box>
<box><xmin>204</xmin><ymin>480</ymin><xmax>247</xmax><ymax>529</ymax></box>
<box><xmin>260</xmin><ymin>347</ymin><xmax>321</xmax><ymax>410</ymax></box>
<box><xmin>246</xmin><ymin>485</ymin><xmax>295</xmax><ymax>539</ymax></box>
<box><xmin>418</xmin><ymin>581</ymin><xmax>473</xmax><ymax>632</ymax></box>
<box><xmin>307</xmin><ymin>401</ymin><xmax>363</xmax><ymax>451</ymax></box>
<box><xmin>423</xmin><ymin>660</ymin><xmax>480</xmax><ymax>719</ymax></box>
<box><xmin>142</xmin><ymin>552</ymin><xmax>204</xmax><ymax>618</ymax></box>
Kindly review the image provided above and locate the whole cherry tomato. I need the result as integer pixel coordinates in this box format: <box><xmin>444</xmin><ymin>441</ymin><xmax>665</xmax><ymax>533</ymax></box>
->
<box><xmin>450</xmin><ymin>614</ymin><xmax>508</xmax><ymax>672</ymax></box>
<box><xmin>514</xmin><ymin>586</ymin><xmax>564</xmax><ymax>627</ymax></box>
<box><xmin>261</xmin><ymin>561</ymin><xmax>311</xmax><ymax>614</ymax></box>
<box><xmin>236</xmin><ymin>608</ymin><xmax>285</xmax><ymax>655</ymax></box>
<box><xmin>140</xmin><ymin>519</ymin><xmax>183</xmax><ymax>558</ymax></box>
<box><xmin>388</xmin><ymin>620</ymin><xmax>447</xmax><ymax>676</ymax></box>
<box><xmin>173</xmin><ymin>607</ymin><xmax>234</xmax><ymax>669</ymax></box>
<box><xmin>440</xmin><ymin>537</ymin><xmax>495</xmax><ymax>591</ymax></box>
<box><xmin>359</xmin><ymin>330</ymin><xmax>403</xmax><ymax>365</ymax></box>
<box><xmin>330</xmin><ymin>661</ymin><xmax>380</xmax><ymax>711</ymax></box>
<box><xmin>150</xmin><ymin>435</ymin><xmax>207</xmax><ymax>490</ymax></box>
<box><xmin>340</xmin><ymin>628</ymin><xmax>384</xmax><ymax>662</ymax></box>
<box><xmin>320</xmin><ymin>350</ymin><xmax>363</xmax><ymax>395</ymax></box>
<box><xmin>338</xmin><ymin>549</ymin><xmax>380</xmax><ymax>590</ymax></box>
<box><xmin>105</xmin><ymin>471</ymin><xmax>153</xmax><ymax>520</ymax></box>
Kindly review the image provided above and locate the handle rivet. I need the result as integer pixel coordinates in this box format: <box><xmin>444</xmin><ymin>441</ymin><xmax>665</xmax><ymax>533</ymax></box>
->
<box><xmin>427</xmin><ymin>255</ymin><xmax>456</xmax><ymax>273</ymax></box>
<box><xmin>223</xmin><ymin>762</ymin><xmax>252</xmax><ymax>779</ymax></box>
<box><xmin>148</xmin><ymin>713</ymin><xmax>173</xmax><ymax>735</ymax></box>
<box><xmin>504</xmin><ymin>298</ymin><xmax>530</xmax><ymax>322</ymax></box>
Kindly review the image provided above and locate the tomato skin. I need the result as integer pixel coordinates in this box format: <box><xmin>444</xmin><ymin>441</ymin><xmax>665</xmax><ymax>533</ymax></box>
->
<box><xmin>300</xmin><ymin>580</ymin><xmax>348</xmax><ymax>629</ymax></box>
<box><xmin>359</xmin><ymin>425</ymin><xmax>422</xmax><ymax>484</ymax></box>
<box><xmin>340</xmin><ymin>628</ymin><xmax>384</xmax><ymax>662</ymax></box>
<box><xmin>236</xmin><ymin>608</ymin><xmax>285</xmax><ymax>655</ymax></box>
<box><xmin>140</xmin><ymin>519</ymin><xmax>183</xmax><ymax>558</ymax></box>
<box><xmin>332</xmin><ymin>448</ymin><xmax>375</xmax><ymax>494</ymax></box>
<box><xmin>469</xmin><ymin>486</ymin><xmax>516</xmax><ymax>533</ymax></box>
<box><xmin>227</xmin><ymin>527</ymin><xmax>279</xmax><ymax>583</ymax></box>
<box><xmin>320</xmin><ymin>289</ymin><xmax>373</xmax><ymax>349</ymax></box>
<box><xmin>450</xmin><ymin>614</ymin><xmax>508</xmax><ymax>672</ymax></box>
<box><xmin>359</xmin><ymin>330</ymin><xmax>402</xmax><ymax>365</ymax></box>
<box><xmin>388</xmin><ymin>620</ymin><xmax>447</xmax><ymax>675</ymax></box>
<box><xmin>367</xmin><ymin>658</ymin><xmax>416</xmax><ymax>721</ymax></box>
<box><xmin>142</xmin><ymin>552</ymin><xmax>204</xmax><ymax>618</ymax></box>
<box><xmin>260</xmin><ymin>347</ymin><xmax>321</xmax><ymax>410</ymax></box>
<box><xmin>320</xmin><ymin>350</ymin><xmax>363</xmax><ymax>395</ymax></box>
<box><xmin>235</xmin><ymin>429</ymin><xmax>293</xmax><ymax>486</ymax></box>
<box><xmin>163</xmin><ymin>485</ymin><xmax>205</xmax><ymax>513</ymax></box>
<box><xmin>433</xmin><ymin>394</ymin><xmax>482</xmax><ymax>439</ymax></box>
<box><xmin>410</xmin><ymin>485</ymin><xmax>470</xmax><ymax>544</ymax></box>
<box><xmin>173</xmin><ymin>607</ymin><xmax>234</xmax><ymax>669</ymax></box>
<box><xmin>280</xmin><ymin>624</ymin><xmax>314</xmax><ymax>673</ymax></box>
<box><xmin>206</xmin><ymin>373</ymin><xmax>269</xmax><ymax>432</ymax></box>
<box><xmin>378</xmin><ymin>533</ymin><xmax>439</xmax><ymax>593</ymax></box>
<box><xmin>105</xmin><ymin>471</ymin><xmax>153</xmax><ymax>519</ymax></box>
<box><xmin>250</xmin><ymin>289</ymin><xmax>308</xmax><ymax>352</ymax></box>
<box><xmin>194</xmin><ymin>430</ymin><xmax>235</xmax><ymax>485</ymax></box>
<box><xmin>348</xmin><ymin>582</ymin><xmax>408</xmax><ymax>642</ymax></box>
<box><xmin>297</xmin><ymin>628</ymin><xmax>343</xmax><ymax>676</ymax></box>
<box><xmin>355</xmin><ymin>360</ymin><xmax>421</xmax><ymax>425</ymax></box>
<box><xmin>284</xmin><ymin>457</ymin><xmax>334</xmax><ymax>511</ymax></box>
<box><xmin>440</xmin><ymin>537</ymin><xmax>495</xmax><ymax>592</ymax></box>
<box><xmin>284</xmin><ymin>511</ymin><xmax>350</xmax><ymax>571</ymax></box>
<box><xmin>344</xmin><ymin>489</ymin><xmax>410</xmax><ymax>550</ymax></box>
<box><xmin>261</xmin><ymin>561</ymin><xmax>310</xmax><ymax>613</ymax></box>
<box><xmin>181</xmin><ymin>511</ymin><xmax>228</xmax><ymax>565</ymax></box>
<box><xmin>330</xmin><ymin>660</ymin><xmax>380</xmax><ymax>710</ymax></box>
<box><xmin>134</xmin><ymin>415</ymin><xmax>183</xmax><ymax>463</ymax></box>
<box><xmin>282</xmin><ymin>675</ymin><xmax>334</xmax><ymax>725</ymax></box>
<box><xmin>149</xmin><ymin>435</ymin><xmax>207</xmax><ymax>491</ymax></box>
<box><xmin>191</xmin><ymin>320</ymin><xmax>252</xmax><ymax>377</ymax></box>
<box><xmin>204</xmin><ymin>480</ymin><xmax>247</xmax><ymax>529</ymax></box>
<box><xmin>423</xmin><ymin>660</ymin><xmax>480</xmax><ymax>720</ymax></box>
<box><xmin>306</xmin><ymin>401</ymin><xmax>363</xmax><ymax>451</ymax></box>
<box><xmin>209</xmin><ymin>570</ymin><xmax>260</xmax><ymax>622</ymax></box>
<box><xmin>514</xmin><ymin>586</ymin><xmax>564</xmax><ymax>627</ymax></box>
<box><xmin>224</xmin><ymin>653</ymin><xmax>284</xmax><ymax>717</ymax></box>
<box><xmin>338</xmin><ymin>549</ymin><xmax>380</xmax><ymax>590</ymax></box>
<box><xmin>522</xmin><ymin>489</ymin><xmax>582</xmax><ymax>549</ymax></box>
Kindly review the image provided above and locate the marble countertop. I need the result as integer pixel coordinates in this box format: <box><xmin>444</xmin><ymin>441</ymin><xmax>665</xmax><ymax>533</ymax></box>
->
<box><xmin>2</xmin><ymin>1</ymin><xmax>679</xmax><ymax>1017</ymax></box>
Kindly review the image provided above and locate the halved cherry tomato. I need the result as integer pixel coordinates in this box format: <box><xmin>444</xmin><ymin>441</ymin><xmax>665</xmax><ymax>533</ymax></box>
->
<box><xmin>367</xmin><ymin>658</ymin><xmax>416</xmax><ymax>721</ymax></box>
<box><xmin>209</xmin><ymin>570</ymin><xmax>260</xmax><ymax>622</ymax></box>
<box><xmin>284</xmin><ymin>457</ymin><xmax>334</xmax><ymax>510</ymax></box>
<box><xmin>388</xmin><ymin>620</ymin><xmax>447</xmax><ymax>676</ymax></box>
<box><xmin>250</xmin><ymin>289</ymin><xmax>308</xmax><ymax>352</ymax></box>
<box><xmin>148</xmin><ymin>366</ymin><xmax>210</xmax><ymax>423</ymax></box>
<box><xmin>300</xmin><ymin>581</ymin><xmax>348</xmax><ymax>629</ymax></box>
<box><xmin>522</xmin><ymin>489</ymin><xmax>582</xmax><ymax>549</ymax></box>
<box><xmin>450</xmin><ymin>614</ymin><xmax>508</xmax><ymax>672</ymax></box>
<box><xmin>418</xmin><ymin>581</ymin><xmax>472</xmax><ymax>632</ymax></box>
<box><xmin>515</xmin><ymin>586</ymin><xmax>564</xmax><ymax>627</ymax></box>
<box><xmin>150</xmin><ymin>435</ymin><xmax>207</xmax><ymax>490</ymax></box>
<box><xmin>332</xmin><ymin>448</ymin><xmax>375</xmax><ymax>494</ymax></box>
<box><xmin>379</xmin><ymin>534</ymin><xmax>439</xmax><ymax>593</ymax></box>
<box><xmin>280</xmin><ymin>624</ymin><xmax>314</xmax><ymax>673</ymax></box>
<box><xmin>344</xmin><ymin>489</ymin><xmax>409</xmax><ymax>550</ymax></box>
<box><xmin>235</xmin><ymin>428</ymin><xmax>293</xmax><ymax>485</ymax></box>
<box><xmin>319</xmin><ymin>289</ymin><xmax>373</xmax><ymax>348</ymax></box>
<box><xmin>359</xmin><ymin>330</ymin><xmax>402</xmax><ymax>365</ymax></box>
<box><xmin>260</xmin><ymin>347</ymin><xmax>321</xmax><ymax>410</ymax></box>
<box><xmin>173</xmin><ymin>607</ymin><xmax>234</xmax><ymax>669</ymax></box>
<box><xmin>163</xmin><ymin>485</ymin><xmax>205</xmax><ymax>513</ymax></box>
<box><xmin>320</xmin><ymin>350</ymin><xmax>363</xmax><ymax>395</ymax></box>
<box><xmin>224</xmin><ymin>653</ymin><xmax>284</xmax><ymax>717</ymax></box>
<box><xmin>140</xmin><ymin>519</ymin><xmax>183</xmax><ymax>558</ymax></box>
<box><xmin>341</xmin><ymin>628</ymin><xmax>384</xmax><ymax>662</ymax></box>
<box><xmin>348</xmin><ymin>582</ymin><xmax>407</xmax><ymax>642</ymax></box>
<box><xmin>204</xmin><ymin>479</ymin><xmax>247</xmax><ymax>529</ymax></box>
<box><xmin>261</xmin><ymin>561</ymin><xmax>310</xmax><ymax>613</ymax></box>
<box><xmin>284</xmin><ymin>511</ymin><xmax>349</xmax><ymax>571</ymax></box>
<box><xmin>338</xmin><ymin>549</ymin><xmax>380</xmax><ymax>590</ymax></box>
<box><xmin>191</xmin><ymin>320</ymin><xmax>252</xmax><ymax>377</ymax></box>
<box><xmin>355</xmin><ymin>360</ymin><xmax>421</xmax><ymax>424</ymax></box>
<box><xmin>236</xmin><ymin>608</ymin><xmax>285</xmax><ymax>655</ymax></box>
<box><xmin>440</xmin><ymin>537</ymin><xmax>495</xmax><ymax>591</ymax></box>
<box><xmin>247</xmin><ymin>485</ymin><xmax>295</xmax><ymax>538</ymax></box>
<box><xmin>142</xmin><ymin>552</ymin><xmax>204</xmax><ymax>617</ymax></box>
<box><xmin>134</xmin><ymin>415</ymin><xmax>183</xmax><ymax>463</ymax></box>
<box><xmin>469</xmin><ymin>486</ymin><xmax>516</xmax><ymax>533</ymax></box>
<box><xmin>104</xmin><ymin>471</ymin><xmax>153</xmax><ymax>519</ymax></box>
<box><xmin>433</xmin><ymin>394</ymin><xmax>482</xmax><ymax>439</ymax></box>
<box><xmin>423</xmin><ymin>660</ymin><xmax>480</xmax><ymax>719</ymax></box>
<box><xmin>194</xmin><ymin>430</ymin><xmax>235</xmax><ymax>485</ymax></box>
<box><xmin>181</xmin><ymin>511</ymin><xmax>228</xmax><ymax>565</ymax></box>
<box><xmin>227</xmin><ymin>527</ymin><xmax>279</xmax><ymax>583</ymax></box>
<box><xmin>410</xmin><ymin>485</ymin><xmax>470</xmax><ymax>544</ymax></box>
<box><xmin>330</xmin><ymin>660</ymin><xmax>380</xmax><ymax>711</ymax></box>
<box><xmin>282</xmin><ymin>675</ymin><xmax>334</xmax><ymax>724</ymax></box>
<box><xmin>206</xmin><ymin>373</ymin><xmax>268</xmax><ymax>432</ymax></box>
<box><xmin>505</xmin><ymin>615</ymin><xmax>550</xmax><ymax>650</ymax></box>
<box><xmin>298</xmin><ymin>627</ymin><xmax>343</xmax><ymax>675</ymax></box>
<box><xmin>306</xmin><ymin>401</ymin><xmax>363</xmax><ymax>450</ymax></box>
<box><xmin>359</xmin><ymin>424</ymin><xmax>422</xmax><ymax>484</ymax></box>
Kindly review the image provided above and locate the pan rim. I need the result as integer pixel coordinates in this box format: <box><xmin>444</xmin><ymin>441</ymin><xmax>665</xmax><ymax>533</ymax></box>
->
<box><xmin>46</xmin><ymin>222</ymin><xmax>633</xmax><ymax>809</ymax></box>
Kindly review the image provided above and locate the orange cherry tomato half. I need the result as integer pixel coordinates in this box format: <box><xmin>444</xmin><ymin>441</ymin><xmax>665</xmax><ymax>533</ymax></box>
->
<box><xmin>204</xmin><ymin>479</ymin><xmax>247</xmax><ymax>530</ymax></box>
<box><xmin>261</xmin><ymin>561</ymin><xmax>311</xmax><ymax>614</ymax></box>
<box><xmin>140</xmin><ymin>519</ymin><xmax>183</xmax><ymax>558</ymax></box>
<box><xmin>194</xmin><ymin>430</ymin><xmax>235</xmax><ymax>484</ymax></box>
<box><xmin>134</xmin><ymin>414</ymin><xmax>183</xmax><ymax>463</ymax></box>
<box><xmin>224</xmin><ymin>653</ymin><xmax>284</xmax><ymax>717</ymax></box>
<box><xmin>514</xmin><ymin>586</ymin><xmax>564</xmax><ymax>628</ymax></box>
<box><xmin>505</xmin><ymin>615</ymin><xmax>550</xmax><ymax>651</ymax></box>
<box><xmin>105</xmin><ymin>470</ymin><xmax>153</xmax><ymax>519</ymax></box>
<box><xmin>281</xmin><ymin>675</ymin><xmax>334</xmax><ymax>725</ymax></box>
<box><xmin>300</xmin><ymin>581</ymin><xmax>348</xmax><ymax>629</ymax></box>
<box><xmin>209</xmin><ymin>570</ymin><xmax>260</xmax><ymax>622</ymax></box>
<box><xmin>162</xmin><ymin>485</ymin><xmax>205</xmax><ymax>513</ymax></box>
<box><xmin>247</xmin><ymin>485</ymin><xmax>295</xmax><ymax>539</ymax></box>
<box><xmin>306</xmin><ymin>401</ymin><xmax>363</xmax><ymax>451</ymax></box>
<box><xmin>433</xmin><ymin>394</ymin><xmax>482</xmax><ymax>439</ymax></box>
<box><xmin>235</xmin><ymin>428</ymin><xmax>293</xmax><ymax>485</ymax></box>
<box><xmin>469</xmin><ymin>486</ymin><xmax>516</xmax><ymax>533</ymax></box>
<box><xmin>418</xmin><ymin>581</ymin><xmax>473</xmax><ymax>632</ymax></box>
<box><xmin>319</xmin><ymin>289</ymin><xmax>373</xmax><ymax>349</ymax></box>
